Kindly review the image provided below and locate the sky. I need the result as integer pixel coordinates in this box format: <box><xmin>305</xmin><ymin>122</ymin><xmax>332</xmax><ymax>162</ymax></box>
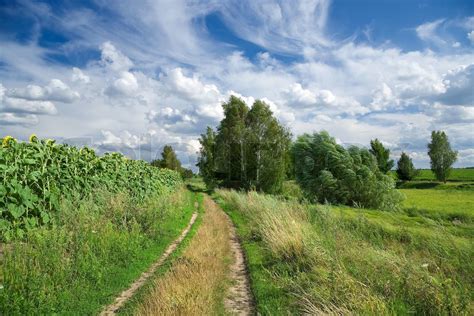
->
<box><xmin>0</xmin><ymin>0</ymin><xmax>473</xmax><ymax>170</ymax></box>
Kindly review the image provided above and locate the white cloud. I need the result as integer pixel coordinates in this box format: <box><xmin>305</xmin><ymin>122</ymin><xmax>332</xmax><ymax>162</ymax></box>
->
<box><xmin>7</xmin><ymin>79</ymin><xmax>80</xmax><ymax>103</ymax></box>
<box><xmin>100</xmin><ymin>41</ymin><xmax>133</xmax><ymax>72</ymax></box>
<box><xmin>0</xmin><ymin>113</ymin><xmax>39</xmax><ymax>126</ymax></box>
<box><xmin>467</xmin><ymin>30</ymin><xmax>474</xmax><ymax>44</ymax></box>
<box><xmin>71</xmin><ymin>67</ymin><xmax>90</xmax><ymax>83</ymax></box>
<box><xmin>106</xmin><ymin>71</ymin><xmax>139</xmax><ymax>97</ymax></box>
<box><xmin>416</xmin><ymin>19</ymin><xmax>446</xmax><ymax>46</ymax></box>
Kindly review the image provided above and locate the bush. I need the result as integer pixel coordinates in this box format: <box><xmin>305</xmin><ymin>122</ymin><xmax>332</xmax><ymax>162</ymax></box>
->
<box><xmin>292</xmin><ymin>131</ymin><xmax>403</xmax><ymax>210</ymax></box>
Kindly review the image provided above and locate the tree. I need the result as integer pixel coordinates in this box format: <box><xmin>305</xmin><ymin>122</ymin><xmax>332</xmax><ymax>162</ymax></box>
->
<box><xmin>396</xmin><ymin>152</ymin><xmax>417</xmax><ymax>181</ymax></box>
<box><xmin>180</xmin><ymin>168</ymin><xmax>194</xmax><ymax>179</ymax></box>
<box><xmin>246</xmin><ymin>100</ymin><xmax>291</xmax><ymax>193</ymax></box>
<box><xmin>197</xmin><ymin>96</ymin><xmax>291</xmax><ymax>193</ymax></box>
<box><xmin>428</xmin><ymin>131</ymin><xmax>457</xmax><ymax>182</ymax></box>
<box><xmin>152</xmin><ymin>145</ymin><xmax>181</xmax><ymax>171</ymax></box>
<box><xmin>197</xmin><ymin>127</ymin><xmax>217</xmax><ymax>188</ymax></box>
<box><xmin>292</xmin><ymin>131</ymin><xmax>403</xmax><ymax>211</ymax></box>
<box><xmin>370</xmin><ymin>138</ymin><xmax>394</xmax><ymax>173</ymax></box>
<box><xmin>215</xmin><ymin>96</ymin><xmax>248</xmax><ymax>187</ymax></box>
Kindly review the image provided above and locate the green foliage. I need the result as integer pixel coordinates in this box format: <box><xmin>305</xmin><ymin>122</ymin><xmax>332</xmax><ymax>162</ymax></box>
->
<box><xmin>197</xmin><ymin>127</ymin><xmax>217</xmax><ymax>189</ymax></box>
<box><xmin>151</xmin><ymin>145</ymin><xmax>182</xmax><ymax>171</ymax></box>
<box><xmin>369</xmin><ymin>138</ymin><xmax>394</xmax><ymax>173</ymax></box>
<box><xmin>292</xmin><ymin>131</ymin><xmax>403</xmax><ymax>210</ymax></box>
<box><xmin>198</xmin><ymin>96</ymin><xmax>291</xmax><ymax>193</ymax></box>
<box><xmin>0</xmin><ymin>136</ymin><xmax>182</xmax><ymax>241</ymax></box>
<box><xmin>396</xmin><ymin>152</ymin><xmax>417</xmax><ymax>181</ymax></box>
<box><xmin>428</xmin><ymin>131</ymin><xmax>458</xmax><ymax>182</ymax></box>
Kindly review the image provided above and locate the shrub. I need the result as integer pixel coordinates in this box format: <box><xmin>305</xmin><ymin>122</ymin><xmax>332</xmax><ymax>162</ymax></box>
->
<box><xmin>292</xmin><ymin>131</ymin><xmax>403</xmax><ymax>210</ymax></box>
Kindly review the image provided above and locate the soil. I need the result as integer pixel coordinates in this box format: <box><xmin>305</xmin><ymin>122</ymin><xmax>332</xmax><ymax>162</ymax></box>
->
<box><xmin>222</xmin><ymin>208</ymin><xmax>255</xmax><ymax>316</ymax></box>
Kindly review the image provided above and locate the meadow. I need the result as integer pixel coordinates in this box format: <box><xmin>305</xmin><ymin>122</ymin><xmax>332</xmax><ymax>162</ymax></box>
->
<box><xmin>216</xmin><ymin>180</ymin><xmax>474</xmax><ymax>314</ymax></box>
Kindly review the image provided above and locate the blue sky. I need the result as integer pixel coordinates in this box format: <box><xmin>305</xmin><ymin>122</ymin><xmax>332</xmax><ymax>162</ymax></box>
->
<box><xmin>1</xmin><ymin>0</ymin><xmax>473</xmax><ymax>168</ymax></box>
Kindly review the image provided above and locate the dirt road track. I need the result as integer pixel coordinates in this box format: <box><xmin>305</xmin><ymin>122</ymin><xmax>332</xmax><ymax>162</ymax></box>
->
<box><xmin>100</xmin><ymin>209</ymin><xmax>198</xmax><ymax>315</ymax></box>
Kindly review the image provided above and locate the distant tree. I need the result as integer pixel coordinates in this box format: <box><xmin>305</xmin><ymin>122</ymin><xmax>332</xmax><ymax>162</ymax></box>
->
<box><xmin>370</xmin><ymin>138</ymin><xmax>394</xmax><ymax>173</ymax></box>
<box><xmin>292</xmin><ymin>131</ymin><xmax>403</xmax><ymax>211</ymax></box>
<box><xmin>197</xmin><ymin>127</ymin><xmax>217</xmax><ymax>188</ymax></box>
<box><xmin>396</xmin><ymin>152</ymin><xmax>417</xmax><ymax>181</ymax></box>
<box><xmin>428</xmin><ymin>131</ymin><xmax>457</xmax><ymax>183</ymax></box>
<box><xmin>180</xmin><ymin>168</ymin><xmax>194</xmax><ymax>179</ymax></box>
<box><xmin>152</xmin><ymin>145</ymin><xmax>182</xmax><ymax>171</ymax></box>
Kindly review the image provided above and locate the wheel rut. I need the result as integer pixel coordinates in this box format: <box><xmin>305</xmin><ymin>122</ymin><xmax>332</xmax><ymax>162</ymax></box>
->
<box><xmin>100</xmin><ymin>206</ymin><xmax>198</xmax><ymax>315</ymax></box>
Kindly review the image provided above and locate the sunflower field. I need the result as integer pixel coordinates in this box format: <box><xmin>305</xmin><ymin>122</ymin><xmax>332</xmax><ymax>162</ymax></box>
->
<box><xmin>0</xmin><ymin>135</ymin><xmax>182</xmax><ymax>240</ymax></box>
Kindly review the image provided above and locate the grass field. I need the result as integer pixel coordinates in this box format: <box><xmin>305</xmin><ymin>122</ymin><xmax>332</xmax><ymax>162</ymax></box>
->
<box><xmin>216</xmin><ymin>189</ymin><xmax>473</xmax><ymax>314</ymax></box>
<box><xmin>391</xmin><ymin>168</ymin><xmax>474</xmax><ymax>182</ymax></box>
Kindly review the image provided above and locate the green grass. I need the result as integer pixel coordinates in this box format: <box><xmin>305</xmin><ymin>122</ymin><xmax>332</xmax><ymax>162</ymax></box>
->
<box><xmin>391</xmin><ymin>168</ymin><xmax>474</xmax><ymax>182</ymax></box>
<box><xmin>0</xmin><ymin>187</ymin><xmax>196</xmax><ymax>315</ymax></box>
<box><xmin>117</xmin><ymin>192</ymin><xmax>204</xmax><ymax>315</ymax></box>
<box><xmin>216</xmin><ymin>189</ymin><xmax>474</xmax><ymax>315</ymax></box>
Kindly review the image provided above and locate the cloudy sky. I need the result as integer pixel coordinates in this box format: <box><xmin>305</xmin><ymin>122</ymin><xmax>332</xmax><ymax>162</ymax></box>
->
<box><xmin>1</xmin><ymin>0</ymin><xmax>473</xmax><ymax>169</ymax></box>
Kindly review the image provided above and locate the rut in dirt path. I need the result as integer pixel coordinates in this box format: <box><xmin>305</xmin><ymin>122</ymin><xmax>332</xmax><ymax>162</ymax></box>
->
<box><xmin>100</xmin><ymin>204</ymin><xmax>199</xmax><ymax>316</ymax></box>
<box><xmin>221</xmin><ymin>201</ymin><xmax>255</xmax><ymax>316</ymax></box>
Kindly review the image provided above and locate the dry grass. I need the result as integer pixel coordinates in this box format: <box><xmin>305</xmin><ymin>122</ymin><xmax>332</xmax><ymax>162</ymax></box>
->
<box><xmin>136</xmin><ymin>196</ymin><xmax>232</xmax><ymax>315</ymax></box>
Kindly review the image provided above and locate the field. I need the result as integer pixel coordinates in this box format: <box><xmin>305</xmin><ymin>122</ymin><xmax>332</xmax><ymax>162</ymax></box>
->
<box><xmin>216</xmin><ymin>185</ymin><xmax>474</xmax><ymax>314</ymax></box>
<box><xmin>1</xmin><ymin>137</ymin><xmax>473</xmax><ymax>315</ymax></box>
<box><xmin>390</xmin><ymin>168</ymin><xmax>474</xmax><ymax>182</ymax></box>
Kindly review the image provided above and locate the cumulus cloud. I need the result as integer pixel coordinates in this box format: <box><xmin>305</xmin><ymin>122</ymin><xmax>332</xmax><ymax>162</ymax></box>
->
<box><xmin>162</xmin><ymin>68</ymin><xmax>221</xmax><ymax>103</ymax></box>
<box><xmin>106</xmin><ymin>71</ymin><xmax>139</xmax><ymax>97</ymax></box>
<box><xmin>7</xmin><ymin>79</ymin><xmax>80</xmax><ymax>103</ymax></box>
<box><xmin>71</xmin><ymin>67</ymin><xmax>90</xmax><ymax>83</ymax></box>
<box><xmin>437</xmin><ymin>64</ymin><xmax>474</xmax><ymax>106</ymax></box>
<box><xmin>100</xmin><ymin>41</ymin><xmax>133</xmax><ymax>71</ymax></box>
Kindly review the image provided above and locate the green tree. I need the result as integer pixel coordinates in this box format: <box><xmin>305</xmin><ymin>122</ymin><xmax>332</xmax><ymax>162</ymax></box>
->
<box><xmin>370</xmin><ymin>138</ymin><xmax>394</xmax><ymax>173</ymax></box>
<box><xmin>152</xmin><ymin>145</ymin><xmax>181</xmax><ymax>171</ymax></box>
<box><xmin>197</xmin><ymin>96</ymin><xmax>291</xmax><ymax>193</ymax></box>
<box><xmin>246</xmin><ymin>100</ymin><xmax>291</xmax><ymax>193</ymax></box>
<box><xmin>180</xmin><ymin>168</ymin><xmax>194</xmax><ymax>179</ymax></box>
<box><xmin>215</xmin><ymin>96</ymin><xmax>249</xmax><ymax>187</ymax></box>
<box><xmin>292</xmin><ymin>131</ymin><xmax>403</xmax><ymax>210</ymax></box>
<box><xmin>396</xmin><ymin>152</ymin><xmax>417</xmax><ymax>181</ymax></box>
<box><xmin>197</xmin><ymin>127</ymin><xmax>217</xmax><ymax>188</ymax></box>
<box><xmin>428</xmin><ymin>131</ymin><xmax>458</xmax><ymax>182</ymax></box>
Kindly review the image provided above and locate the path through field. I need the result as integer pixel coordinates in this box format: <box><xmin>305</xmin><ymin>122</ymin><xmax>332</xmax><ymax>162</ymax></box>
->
<box><xmin>223</xmin><ymin>203</ymin><xmax>255</xmax><ymax>315</ymax></box>
<box><xmin>100</xmin><ymin>204</ymin><xmax>199</xmax><ymax>315</ymax></box>
<box><xmin>100</xmin><ymin>194</ymin><xmax>254</xmax><ymax>315</ymax></box>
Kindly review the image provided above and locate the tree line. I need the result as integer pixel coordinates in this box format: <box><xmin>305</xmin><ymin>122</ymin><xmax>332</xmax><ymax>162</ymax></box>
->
<box><xmin>197</xmin><ymin>96</ymin><xmax>458</xmax><ymax>209</ymax></box>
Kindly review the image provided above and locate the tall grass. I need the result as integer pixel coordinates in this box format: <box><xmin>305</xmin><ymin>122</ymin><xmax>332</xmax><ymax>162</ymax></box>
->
<box><xmin>217</xmin><ymin>189</ymin><xmax>473</xmax><ymax>314</ymax></box>
<box><xmin>0</xmin><ymin>187</ymin><xmax>194</xmax><ymax>315</ymax></box>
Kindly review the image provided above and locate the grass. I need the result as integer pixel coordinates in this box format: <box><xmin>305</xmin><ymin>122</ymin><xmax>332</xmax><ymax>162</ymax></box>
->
<box><xmin>116</xmin><ymin>192</ymin><xmax>205</xmax><ymax>315</ymax></box>
<box><xmin>216</xmin><ymin>189</ymin><xmax>474</xmax><ymax>315</ymax></box>
<box><xmin>0</xmin><ymin>187</ymin><xmax>196</xmax><ymax>315</ymax></box>
<box><xmin>135</xmin><ymin>195</ymin><xmax>233</xmax><ymax>315</ymax></box>
<box><xmin>390</xmin><ymin>168</ymin><xmax>474</xmax><ymax>182</ymax></box>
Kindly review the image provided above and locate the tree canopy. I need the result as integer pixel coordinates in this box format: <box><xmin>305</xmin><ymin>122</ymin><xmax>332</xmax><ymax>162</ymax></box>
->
<box><xmin>197</xmin><ymin>96</ymin><xmax>291</xmax><ymax>193</ymax></box>
<box><xmin>428</xmin><ymin>131</ymin><xmax>457</xmax><ymax>182</ymax></box>
<box><xmin>292</xmin><ymin>131</ymin><xmax>403</xmax><ymax>210</ymax></box>
<box><xmin>370</xmin><ymin>138</ymin><xmax>394</xmax><ymax>173</ymax></box>
<box><xmin>396</xmin><ymin>152</ymin><xmax>417</xmax><ymax>181</ymax></box>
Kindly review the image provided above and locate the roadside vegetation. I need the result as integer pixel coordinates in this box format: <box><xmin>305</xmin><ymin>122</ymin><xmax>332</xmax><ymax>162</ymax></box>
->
<box><xmin>0</xmin><ymin>136</ymin><xmax>192</xmax><ymax>315</ymax></box>
<box><xmin>216</xmin><ymin>189</ymin><xmax>473</xmax><ymax>315</ymax></box>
